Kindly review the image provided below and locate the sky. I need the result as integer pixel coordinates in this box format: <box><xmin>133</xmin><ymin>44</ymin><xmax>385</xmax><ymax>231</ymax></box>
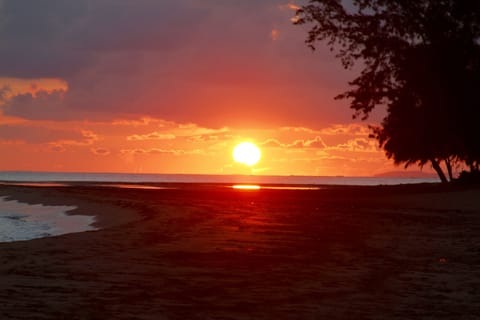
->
<box><xmin>0</xmin><ymin>0</ymin><xmax>432</xmax><ymax>176</ymax></box>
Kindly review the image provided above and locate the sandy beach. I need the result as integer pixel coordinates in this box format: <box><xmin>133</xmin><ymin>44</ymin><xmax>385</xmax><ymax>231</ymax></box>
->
<box><xmin>0</xmin><ymin>183</ymin><xmax>479</xmax><ymax>319</ymax></box>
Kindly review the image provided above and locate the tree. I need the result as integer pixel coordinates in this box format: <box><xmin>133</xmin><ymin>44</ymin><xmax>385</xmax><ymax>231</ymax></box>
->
<box><xmin>295</xmin><ymin>0</ymin><xmax>480</xmax><ymax>182</ymax></box>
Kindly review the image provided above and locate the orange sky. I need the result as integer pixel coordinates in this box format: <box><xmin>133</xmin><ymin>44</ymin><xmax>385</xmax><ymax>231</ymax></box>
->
<box><xmin>0</xmin><ymin>1</ymin><xmax>433</xmax><ymax>176</ymax></box>
<box><xmin>0</xmin><ymin>110</ymin><xmax>422</xmax><ymax>176</ymax></box>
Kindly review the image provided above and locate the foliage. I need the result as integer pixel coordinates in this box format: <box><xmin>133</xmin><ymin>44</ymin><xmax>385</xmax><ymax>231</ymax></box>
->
<box><xmin>295</xmin><ymin>0</ymin><xmax>480</xmax><ymax>182</ymax></box>
<box><xmin>456</xmin><ymin>169</ymin><xmax>480</xmax><ymax>185</ymax></box>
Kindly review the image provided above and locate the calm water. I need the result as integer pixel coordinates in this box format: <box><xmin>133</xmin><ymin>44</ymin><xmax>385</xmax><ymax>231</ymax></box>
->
<box><xmin>0</xmin><ymin>171</ymin><xmax>439</xmax><ymax>186</ymax></box>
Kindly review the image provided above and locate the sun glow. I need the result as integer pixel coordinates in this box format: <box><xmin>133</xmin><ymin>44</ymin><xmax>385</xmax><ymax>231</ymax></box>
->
<box><xmin>233</xmin><ymin>142</ymin><xmax>261</xmax><ymax>166</ymax></box>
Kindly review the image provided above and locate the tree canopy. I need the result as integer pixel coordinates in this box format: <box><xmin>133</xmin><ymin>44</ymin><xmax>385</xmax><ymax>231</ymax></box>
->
<box><xmin>295</xmin><ymin>0</ymin><xmax>480</xmax><ymax>182</ymax></box>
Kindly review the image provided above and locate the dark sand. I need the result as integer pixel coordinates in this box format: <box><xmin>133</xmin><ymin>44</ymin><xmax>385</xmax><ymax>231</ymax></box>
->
<box><xmin>0</xmin><ymin>183</ymin><xmax>479</xmax><ymax>319</ymax></box>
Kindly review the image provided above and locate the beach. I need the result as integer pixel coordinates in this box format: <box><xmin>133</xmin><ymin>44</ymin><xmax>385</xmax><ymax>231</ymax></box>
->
<box><xmin>0</xmin><ymin>183</ymin><xmax>479</xmax><ymax>319</ymax></box>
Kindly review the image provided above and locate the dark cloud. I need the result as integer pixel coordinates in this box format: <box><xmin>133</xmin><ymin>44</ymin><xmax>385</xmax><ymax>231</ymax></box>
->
<box><xmin>0</xmin><ymin>86</ymin><xmax>10</xmax><ymax>102</ymax></box>
<box><xmin>0</xmin><ymin>0</ymin><xmax>206</xmax><ymax>77</ymax></box>
<box><xmin>0</xmin><ymin>123</ymin><xmax>87</xmax><ymax>144</ymax></box>
<box><xmin>0</xmin><ymin>0</ymin><xmax>90</xmax><ymax>77</ymax></box>
<box><xmin>2</xmin><ymin>90</ymin><xmax>70</xmax><ymax>120</ymax></box>
<box><xmin>0</xmin><ymin>0</ymin><xmax>353</xmax><ymax>127</ymax></box>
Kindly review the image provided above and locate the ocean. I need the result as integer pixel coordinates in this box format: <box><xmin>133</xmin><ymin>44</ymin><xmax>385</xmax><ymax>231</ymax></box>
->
<box><xmin>0</xmin><ymin>171</ymin><xmax>440</xmax><ymax>186</ymax></box>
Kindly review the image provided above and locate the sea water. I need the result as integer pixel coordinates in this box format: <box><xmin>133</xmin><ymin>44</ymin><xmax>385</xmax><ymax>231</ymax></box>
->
<box><xmin>0</xmin><ymin>171</ymin><xmax>440</xmax><ymax>185</ymax></box>
<box><xmin>0</xmin><ymin>196</ymin><xmax>96</xmax><ymax>242</ymax></box>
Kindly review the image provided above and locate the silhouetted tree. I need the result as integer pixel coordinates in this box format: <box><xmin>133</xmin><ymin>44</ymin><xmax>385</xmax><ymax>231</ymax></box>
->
<box><xmin>295</xmin><ymin>0</ymin><xmax>480</xmax><ymax>182</ymax></box>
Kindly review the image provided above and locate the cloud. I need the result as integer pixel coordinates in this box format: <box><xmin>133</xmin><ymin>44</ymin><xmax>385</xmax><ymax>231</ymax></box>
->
<box><xmin>0</xmin><ymin>0</ymin><xmax>353</xmax><ymax>127</ymax></box>
<box><xmin>271</xmin><ymin>28</ymin><xmax>280</xmax><ymax>41</ymax></box>
<box><xmin>294</xmin><ymin>136</ymin><xmax>327</xmax><ymax>148</ymax></box>
<box><xmin>111</xmin><ymin>117</ymin><xmax>167</xmax><ymax>127</ymax></box>
<box><xmin>319</xmin><ymin>124</ymin><xmax>371</xmax><ymax>136</ymax></box>
<box><xmin>0</xmin><ymin>124</ymin><xmax>89</xmax><ymax>144</ymax></box>
<box><xmin>0</xmin><ymin>86</ymin><xmax>10</xmax><ymax>102</ymax></box>
<box><xmin>261</xmin><ymin>136</ymin><xmax>326</xmax><ymax>149</ymax></box>
<box><xmin>280</xmin><ymin>126</ymin><xmax>317</xmax><ymax>133</ymax></box>
<box><xmin>328</xmin><ymin>138</ymin><xmax>379</xmax><ymax>153</ymax></box>
<box><xmin>261</xmin><ymin>138</ymin><xmax>284</xmax><ymax>148</ymax></box>
<box><xmin>0</xmin><ymin>1</ymin><xmax>207</xmax><ymax>78</ymax></box>
<box><xmin>175</xmin><ymin>124</ymin><xmax>230</xmax><ymax>137</ymax></box>
<box><xmin>279</xmin><ymin>2</ymin><xmax>301</xmax><ymax>23</ymax></box>
<box><xmin>120</xmin><ymin>148</ymin><xmax>203</xmax><ymax>156</ymax></box>
<box><xmin>1</xmin><ymin>90</ymin><xmax>71</xmax><ymax>120</ymax></box>
<box><xmin>279</xmin><ymin>3</ymin><xmax>301</xmax><ymax>11</ymax></box>
<box><xmin>126</xmin><ymin>132</ymin><xmax>176</xmax><ymax>141</ymax></box>
<box><xmin>187</xmin><ymin>134</ymin><xmax>234</xmax><ymax>142</ymax></box>
<box><xmin>46</xmin><ymin>130</ymin><xmax>98</xmax><ymax>153</ymax></box>
<box><xmin>91</xmin><ymin>147</ymin><xmax>110</xmax><ymax>156</ymax></box>
<box><xmin>0</xmin><ymin>77</ymin><xmax>68</xmax><ymax>100</ymax></box>
<box><xmin>78</xmin><ymin>130</ymin><xmax>99</xmax><ymax>145</ymax></box>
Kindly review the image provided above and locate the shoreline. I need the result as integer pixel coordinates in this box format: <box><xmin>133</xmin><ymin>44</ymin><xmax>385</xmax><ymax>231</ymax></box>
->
<box><xmin>0</xmin><ymin>196</ymin><xmax>96</xmax><ymax>243</ymax></box>
<box><xmin>0</xmin><ymin>183</ymin><xmax>479</xmax><ymax>319</ymax></box>
<box><xmin>0</xmin><ymin>184</ymin><xmax>148</xmax><ymax>229</ymax></box>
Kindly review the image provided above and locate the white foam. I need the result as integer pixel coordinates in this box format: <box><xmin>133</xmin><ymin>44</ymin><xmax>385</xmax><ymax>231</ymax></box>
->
<box><xmin>0</xmin><ymin>196</ymin><xmax>97</xmax><ymax>242</ymax></box>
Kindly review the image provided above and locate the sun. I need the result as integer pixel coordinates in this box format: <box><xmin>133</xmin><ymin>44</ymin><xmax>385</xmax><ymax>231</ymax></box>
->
<box><xmin>233</xmin><ymin>142</ymin><xmax>261</xmax><ymax>166</ymax></box>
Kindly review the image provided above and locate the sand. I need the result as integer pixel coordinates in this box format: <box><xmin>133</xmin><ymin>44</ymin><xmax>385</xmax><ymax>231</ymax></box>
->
<box><xmin>0</xmin><ymin>183</ymin><xmax>479</xmax><ymax>319</ymax></box>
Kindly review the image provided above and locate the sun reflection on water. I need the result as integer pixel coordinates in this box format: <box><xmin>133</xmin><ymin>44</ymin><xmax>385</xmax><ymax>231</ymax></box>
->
<box><xmin>232</xmin><ymin>185</ymin><xmax>320</xmax><ymax>191</ymax></box>
<box><xmin>232</xmin><ymin>185</ymin><xmax>261</xmax><ymax>190</ymax></box>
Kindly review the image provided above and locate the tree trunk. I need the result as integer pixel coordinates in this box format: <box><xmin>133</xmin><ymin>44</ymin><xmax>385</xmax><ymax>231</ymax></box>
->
<box><xmin>445</xmin><ymin>158</ymin><xmax>453</xmax><ymax>182</ymax></box>
<box><xmin>431</xmin><ymin>158</ymin><xmax>448</xmax><ymax>183</ymax></box>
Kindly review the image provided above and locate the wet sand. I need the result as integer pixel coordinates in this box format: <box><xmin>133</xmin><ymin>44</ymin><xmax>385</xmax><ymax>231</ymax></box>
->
<box><xmin>0</xmin><ymin>183</ymin><xmax>479</xmax><ymax>319</ymax></box>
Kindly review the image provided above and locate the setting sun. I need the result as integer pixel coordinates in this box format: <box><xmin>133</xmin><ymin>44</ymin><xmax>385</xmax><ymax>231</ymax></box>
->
<box><xmin>233</xmin><ymin>142</ymin><xmax>261</xmax><ymax>166</ymax></box>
